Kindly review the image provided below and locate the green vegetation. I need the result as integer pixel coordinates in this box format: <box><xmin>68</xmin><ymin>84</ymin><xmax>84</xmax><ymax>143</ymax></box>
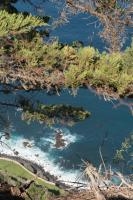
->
<box><xmin>0</xmin><ymin>159</ymin><xmax>64</xmax><ymax>199</ymax></box>
<box><xmin>1</xmin><ymin>33</ymin><xmax>133</xmax><ymax>96</ymax></box>
<box><xmin>21</xmin><ymin>101</ymin><xmax>90</xmax><ymax>126</ymax></box>
<box><xmin>114</xmin><ymin>133</ymin><xmax>133</xmax><ymax>168</ymax></box>
<box><xmin>64</xmin><ymin>45</ymin><xmax>133</xmax><ymax>95</ymax></box>
<box><xmin>0</xmin><ymin>2</ymin><xmax>132</xmax><ymax>200</ymax></box>
<box><xmin>0</xmin><ymin>10</ymin><xmax>47</xmax><ymax>37</ymax></box>
<box><xmin>12</xmin><ymin>36</ymin><xmax>61</xmax><ymax>69</ymax></box>
<box><xmin>0</xmin><ymin>10</ymin><xmax>132</xmax><ymax>96</ymax></box>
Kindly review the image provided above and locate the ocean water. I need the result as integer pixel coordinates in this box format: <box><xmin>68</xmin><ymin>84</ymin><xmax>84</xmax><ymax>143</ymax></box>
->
<box><xmin>0</xmin><ymin>89</ymin><xmax>133</xmax><ymax>184</ymax></box>
<box><xmin>14</xmin><ymin>0</ymin><xmax>132</xmax><ymax>51</ymax></box>
<box><xmin>0</xmin><ymin>0</ymin><xmax>132</xmax><ymax>184</ymax></box>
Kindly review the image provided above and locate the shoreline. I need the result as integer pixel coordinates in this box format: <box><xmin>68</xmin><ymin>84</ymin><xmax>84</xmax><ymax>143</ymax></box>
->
<box><xmin>0</xmin><ymin>153</ymin><xmax>133</xmax><ymax>200</ymax></box>
<box><xmin>0</xmin><ymin>133</ymin><xmax>85</xmax><ymax>189</ymax></box>
<box><xmin>0</xmin><ymin>153</ymin><xmax>133</xmax><ymax>194</ymax></box>
<box><xmin>0</xmin><ymin>154</ymin><xmax>68</xmax><ymax>189</ymax></box>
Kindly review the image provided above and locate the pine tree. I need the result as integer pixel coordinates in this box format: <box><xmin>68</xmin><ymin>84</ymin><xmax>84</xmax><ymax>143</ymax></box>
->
<box><xmin>0</xmin><ymin>10</ymin><xmax>47</xmax><ymax>37</ymax></box>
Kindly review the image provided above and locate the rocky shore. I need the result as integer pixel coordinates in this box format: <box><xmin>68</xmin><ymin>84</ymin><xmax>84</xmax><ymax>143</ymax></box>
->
<box><xmin>0</xmin><ymin>154</ymin><xmax>68</xmax><ymax>189</ymax></box>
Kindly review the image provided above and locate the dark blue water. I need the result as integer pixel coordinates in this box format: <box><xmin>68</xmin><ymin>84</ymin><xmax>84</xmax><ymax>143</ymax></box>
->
<box><xmin>14</xmin><ymin>0</ymin><xmax>132</xmax><ymax>51</ymax></box>
<box><xmin>0</xmin><ymin>89</ymin><xmax>133</xmax><ymax>176</ymax></box>
<box><xmin>0</xmin><ymin>0</ymin><xmax>132</xmax><ymax>180</ymax></box>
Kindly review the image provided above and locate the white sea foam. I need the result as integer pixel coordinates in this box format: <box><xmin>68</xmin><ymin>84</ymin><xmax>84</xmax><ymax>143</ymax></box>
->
<box><xmin>40</xmin><ymin>127</ymin><xmax>82</xmax><ymax>150</ymax></box>
<box><xmin>0</xmin><ymin>133</ymin><xmax>83</xmax><ymax>187</ymax></box>
<box><xmin>16</xmin><ymin>107</ymin><xmax>23</xmax><ymax>112</ymax></box>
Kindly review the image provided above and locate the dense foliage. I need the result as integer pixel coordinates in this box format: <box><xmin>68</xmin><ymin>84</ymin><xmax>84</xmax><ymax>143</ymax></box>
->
<box><xmin>0</xmin><ymin>21</ymin><xmax>133</xmax><ymax>96</ymax></box>
<box><xmin>0</xmin><ymin>10</ymin><xmax>47</xmax><ymax>37</ymax></box>
<box><xmin>20</xmin><ymin>100</ymin><xmax>90</xmax><ymax>126</ymax></box>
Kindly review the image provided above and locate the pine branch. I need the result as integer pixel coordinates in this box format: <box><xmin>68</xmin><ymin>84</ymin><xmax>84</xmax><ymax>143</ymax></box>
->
<box><xmin>0</xmin><ymin>10</ymin><xmax>47</xmax><ymax>37</ymax></box>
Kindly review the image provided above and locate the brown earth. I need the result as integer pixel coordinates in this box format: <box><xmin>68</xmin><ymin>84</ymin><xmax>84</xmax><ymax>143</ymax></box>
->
<box><xmin>0</xmin><ymin>183</ymin><xmax>24</xmax><ymax>200</ymax></box>
<box><xmin>51</xmin><ymin>187</ymin><xmax>133</xmax><ymax>200</ymax></box>
<box><xmin>0</xmin><ymin>181</ymin><xmax>133</xmax><ymax>200</ymax></box>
